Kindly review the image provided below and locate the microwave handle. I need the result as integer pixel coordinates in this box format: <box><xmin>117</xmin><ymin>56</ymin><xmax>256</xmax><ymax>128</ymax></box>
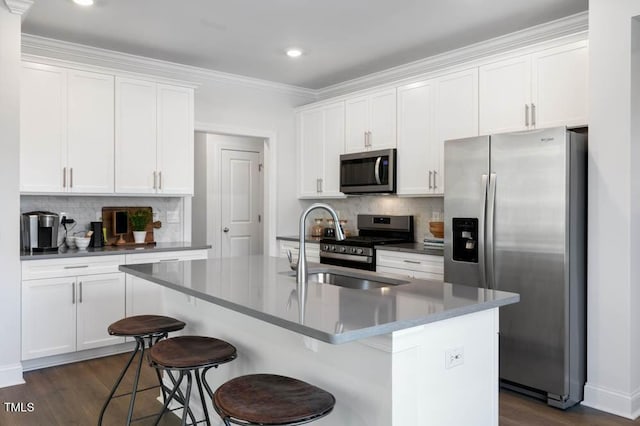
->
<box><xmin>374</xmin><ymin>156</ymin><xmax>382</xmax><ymax>185</ymax></box>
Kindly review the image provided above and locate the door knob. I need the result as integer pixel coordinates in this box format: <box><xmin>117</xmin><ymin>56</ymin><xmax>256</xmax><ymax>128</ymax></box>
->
<box><xmin>223</xmin><ymin>227</ymin><xmax>229</xmax><ymax>233</ymax></box>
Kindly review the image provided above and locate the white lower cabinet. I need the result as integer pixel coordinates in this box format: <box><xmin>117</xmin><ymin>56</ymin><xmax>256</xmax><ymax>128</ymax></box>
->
<box><xmin>124</xmin><ymin>249</ymin><xmax>208</xmax><ymax>317</ymax></box>
<box><xmin>21</xmin><ymin>267</ymin><xmax>125</xmax><ymax>360</ymax></box>
<box><xmin>278</xmin><ymin>239</ymin><xmax>320</xmax><ymax>264</ymax></box>
<box><xmin>376</xmin><ymin>250</ymin><xmax>443</xmax><ymax>280</ymax></box>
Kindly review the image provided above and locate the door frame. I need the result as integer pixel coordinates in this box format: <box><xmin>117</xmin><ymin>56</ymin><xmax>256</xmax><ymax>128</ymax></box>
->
<box><xmin>193</xmin><ymin>122</ymin><xmax>276</xmax><ymax>258</ymax></box>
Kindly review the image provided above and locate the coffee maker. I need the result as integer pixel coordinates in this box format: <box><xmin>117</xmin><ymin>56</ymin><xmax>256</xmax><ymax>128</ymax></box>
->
<box><xmin>21</xmin><ymin>211</ymin><xmax>59</xmax><ymax>252</ymax></box>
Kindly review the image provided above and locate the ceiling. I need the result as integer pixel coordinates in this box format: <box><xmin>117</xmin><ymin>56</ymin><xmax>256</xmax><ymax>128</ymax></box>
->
<box><xmin>22</xmin><ymin>0</ymin><xmax>589</xmax><ymax>90</ymax></box>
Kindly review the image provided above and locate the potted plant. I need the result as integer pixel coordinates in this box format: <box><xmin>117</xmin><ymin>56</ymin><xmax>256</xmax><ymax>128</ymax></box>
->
<box><xmin>129</xmin><ymin>209</ymin><xmax>151</xmax><ymax>244</ymax></box>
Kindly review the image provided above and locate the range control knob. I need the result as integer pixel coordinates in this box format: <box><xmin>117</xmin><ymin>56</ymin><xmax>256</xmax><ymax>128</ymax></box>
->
<box><xmin>339</xmin><ymin>246</ymin><xmax>347</xmax><ymax>253</ymax></box>
<box><xmin>356</xmin><ymin>248</ymin><xmax>364</xmax><ymax>255</ymax></box>
<box><xmin>329</xmin><ymin>245</ymin><xmax>336</xmax><ymax>251</ymax></box>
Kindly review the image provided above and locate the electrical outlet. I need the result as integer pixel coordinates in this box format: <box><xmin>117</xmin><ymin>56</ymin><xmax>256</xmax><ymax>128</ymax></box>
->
<box><xmin>445</xmin><ymin>347</ymin><xmax>464</xmax><ymax>369</ymax></box>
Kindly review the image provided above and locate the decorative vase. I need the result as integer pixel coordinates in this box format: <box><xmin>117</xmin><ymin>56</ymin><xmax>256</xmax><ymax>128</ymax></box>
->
<box><xmin>133</xmin><ymin>231</ymin><xmax>146</xmax><ymax>244</ymax></box>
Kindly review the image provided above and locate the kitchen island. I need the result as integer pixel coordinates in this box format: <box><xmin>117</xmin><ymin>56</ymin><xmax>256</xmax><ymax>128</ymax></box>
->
<box><xmin>120</xmin><ymin>255</ymin><xmax>518</xmax><ymax>426</ymax></box>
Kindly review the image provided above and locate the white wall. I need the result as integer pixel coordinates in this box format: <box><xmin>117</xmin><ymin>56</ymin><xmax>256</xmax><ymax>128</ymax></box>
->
<box><xmin>584</xmin><ymin>0</ymin><xmax>640</xmax><ymax>418</ymax></box>
<box><xmin>0</xmin><ymin>4</ymin><xmax>26</xmax><ymax>387</ymax></box>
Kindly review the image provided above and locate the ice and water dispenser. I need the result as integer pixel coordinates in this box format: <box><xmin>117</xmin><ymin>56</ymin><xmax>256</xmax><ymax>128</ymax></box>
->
<box><xmin>452</xmin><ymin>218</ymin><xmax>478</xmax><ymax>263</ymax></box>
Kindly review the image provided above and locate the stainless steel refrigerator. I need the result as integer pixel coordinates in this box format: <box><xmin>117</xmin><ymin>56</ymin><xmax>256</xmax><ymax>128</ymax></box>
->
<box><xmin>443</xmin><ymin>126</ymin><xmax>586</xmax><ymax>409</ymax></box>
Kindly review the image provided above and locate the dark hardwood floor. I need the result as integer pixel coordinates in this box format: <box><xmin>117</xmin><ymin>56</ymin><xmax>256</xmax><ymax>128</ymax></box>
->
<box><xmin>0</xmin><ymin>353</ymin><xmax>637</xmax><ymax>425</ymax></box>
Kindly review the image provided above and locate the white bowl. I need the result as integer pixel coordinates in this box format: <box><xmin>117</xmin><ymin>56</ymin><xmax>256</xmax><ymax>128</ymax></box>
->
<box><xmin>75</xmin><ymin>237</ymin><xmax>91</xmax><ymax>250</ymax></box>
<box><xmin>66</xmin><ymin>236</ymin><xmax>77</xmax><ymax>249</ymax></box>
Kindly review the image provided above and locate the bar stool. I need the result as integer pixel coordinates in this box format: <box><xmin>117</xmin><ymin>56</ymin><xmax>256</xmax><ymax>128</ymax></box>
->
<box><xmin>98</xmin><ymin>314</ymin><xmax>186</xmax><ymax>426</ymax></box>
<box><xmin>149</xmin><ymin>335</ymin><xmax>237</xmax><ymax>426</ymax></box>
<box><xmin>212</xmin><ymin>374</ymin><xmax>336</xmax><ymax>425</ymax></box>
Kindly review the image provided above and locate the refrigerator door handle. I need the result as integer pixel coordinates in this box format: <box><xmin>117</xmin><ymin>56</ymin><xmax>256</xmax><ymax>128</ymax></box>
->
<box><xmin>486</xmin><ymin>173</ymin><xmax>497</xmax><ymax>289</ymax></box>
<box><xmin>479</xmin><ymin>174</ymin><xmax>488</xmax><ymax>289</ymax></box>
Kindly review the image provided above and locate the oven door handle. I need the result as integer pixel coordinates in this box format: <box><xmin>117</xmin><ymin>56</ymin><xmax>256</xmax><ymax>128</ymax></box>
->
<box><xmin>320</xmin><ymin>252</ymin><xmax>373</xmax><ymax>263</ymax></box>
<box><xmin>374</xmin><ymin>156</ymin><xmax>382</xmax><ymax>185</ymax></box>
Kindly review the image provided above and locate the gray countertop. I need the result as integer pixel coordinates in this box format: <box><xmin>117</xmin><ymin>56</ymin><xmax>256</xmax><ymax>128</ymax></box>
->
<box><xmin>119</xmin><ymin>255</ymin><xmax>518</xmax><ymax>344</ymax></box>
<box><xmin>376</xmin><ymin>242</ymin><xmax>444</xmax><ymax>256</ymax></box>
<box><xmin>21</xmin><ymin>242</ymin><xmax>210</xmax><ymax>260</ymax></box>
<box><xmin>276</xmin><ymin>235</ymin><xmax>323</xmax><ymax>243</ymax></box>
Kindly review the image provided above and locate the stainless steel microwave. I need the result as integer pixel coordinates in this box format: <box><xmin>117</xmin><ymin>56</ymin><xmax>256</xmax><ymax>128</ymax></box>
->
<box><xmin>340</xmin><ymin>148</ymin><xmax>396</xmax><ymax>194</ymax></box>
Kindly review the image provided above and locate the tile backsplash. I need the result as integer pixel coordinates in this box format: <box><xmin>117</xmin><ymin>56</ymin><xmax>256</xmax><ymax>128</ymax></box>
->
<box><xmin>300</xmin><ymin>196</ymin><xmax>444</xmax><ymax>241</ymax></box>
<box><xmin>20</xmin><ymin>195</ymin><xmax>184</xmax><ymax>245</ymax></box>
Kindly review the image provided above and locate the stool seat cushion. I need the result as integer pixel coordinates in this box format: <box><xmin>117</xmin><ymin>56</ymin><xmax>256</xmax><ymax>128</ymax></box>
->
<box><xmin>149</xmin><ymin>336</ymin><xmax>237</xmax><ymax>369</ymax></box>
<box><xmin>108</xmin><ymin>315</ymin><xmax>186</xmax><ymax>337</ymax></box>
<box><xmin>213</xmin><ymin>374</ymin><xmax>335</xmax><ymax>424</ymax></box>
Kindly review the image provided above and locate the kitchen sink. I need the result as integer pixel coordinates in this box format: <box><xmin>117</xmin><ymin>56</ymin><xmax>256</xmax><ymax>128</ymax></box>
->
<box><xmin>282</xmin><ymin>268</ymin><xmax>410</xmax><ymax>290</ymax></box>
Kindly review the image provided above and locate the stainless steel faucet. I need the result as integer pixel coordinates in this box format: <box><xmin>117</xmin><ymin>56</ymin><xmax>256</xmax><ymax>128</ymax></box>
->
<box><xmin>297</xmin><ymin>203</ymin><xmax>345</xmax><ymax>285</ymax></box>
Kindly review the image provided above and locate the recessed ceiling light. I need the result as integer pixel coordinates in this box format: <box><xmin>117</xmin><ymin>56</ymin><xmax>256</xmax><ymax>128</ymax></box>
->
<box><xmin>286</xmin><ymin>48</ymin><xmax>303</xmax><ymax>58</ymax></box>
<box><xmin>73</xmin><ymin>0</ymin><xmax>94</xmax><ymax>6</ymax></box>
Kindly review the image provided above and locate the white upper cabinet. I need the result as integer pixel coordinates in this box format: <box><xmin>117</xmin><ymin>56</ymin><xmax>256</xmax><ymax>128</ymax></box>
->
<box><xmin>531</xmin><ymin>41</ymin><xmax>589</xmax><ymax>129</ymax></box>
<box><xmin>20</xmin><ymin>63</ymin><xmax>115</xmax><ymax>194</ymax></box>
<box><xmin>157</xmin><ymin>84</ymin><xmax>195</xmax><ymax>194</ymax></box>
<box><xmin>479</xmin><ymin>40</ymin><xmax>588</xmax><ymax>134</ymax></box>
<box><xmin>298</xmin><ymin>101</ymin><xmax>345</xmax><ymax>198</ymax></box>
<box><xmin>67</xmin><ymin>70</ymin><xmax>115</xmax><ymax>193</ymax></box>
<box><xmin>345</xmin><ymin>88</ymin><xmax>396</xmax><ymax>153</ymax></box>
<box><xmin>20</xmin><ymin>63</ymin><xmax>67</xmax><ymax>193</ymax></box>
<box><xmin>115</xmin><ymin>77</ymin><xmax>195</xmax><ymax>195</ymax></box>
<box><xmin>397</xmin><ymin>69</ymin><xmax>478</xmax><ymax>196</ymax></box>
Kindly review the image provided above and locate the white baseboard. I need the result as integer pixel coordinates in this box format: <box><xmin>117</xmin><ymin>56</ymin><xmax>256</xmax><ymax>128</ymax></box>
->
<box><xmin>582</xmin><ymin>383</ymin><xmax>640</xmax><ymax>420</ymax></box>
<box><xmin>0</xmin><ymin>363</ymin><xmax>25</xmax><ymax>389</ymax></box>
<box><xmin>21</xmin><ymin>342</ymin><xmax>135</xmax><ymax>372</ymax></box>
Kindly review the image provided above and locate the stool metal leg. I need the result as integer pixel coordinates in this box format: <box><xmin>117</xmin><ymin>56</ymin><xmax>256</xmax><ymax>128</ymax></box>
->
<box><xmin>181</xmin><ymin>371</ymin><xmax>193</xmax><ymax>426</ymax></box>
<box><xmin>98</xmin><ymin>337</ymin><xmax>142</xmax><ymax>426</ymax></box>
<box><xmin>154</xmin><ymin>371</ymin><xmax>185</xmax><ymax>426</ymax></box>
<box><xmin>125</xmin><ymin>336</ymin><xmax>147</xmax><ymax>425</ymax></box>
<box><xmin>195</xmin><ymin>367</ymin><xmax>212</xmax><ymax>426</ymax></box>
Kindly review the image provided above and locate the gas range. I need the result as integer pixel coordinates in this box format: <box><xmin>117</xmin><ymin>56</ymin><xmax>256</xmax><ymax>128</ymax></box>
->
<box><xmin>320</xmin><ymin>215</ymin><xmax>414</xmax><ymax>271</ymax></box>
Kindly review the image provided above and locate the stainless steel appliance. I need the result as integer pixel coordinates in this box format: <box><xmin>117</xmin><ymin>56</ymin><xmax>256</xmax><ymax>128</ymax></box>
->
<box><xmin>320</xmin><ymin>214</ymin><xmax>413</xmax><ymax>270</ymax></box>
<box><xmin>444</xmin><ymin>127</ymin><xmax>586</xmax><ymax>409</ymax></box>
<box><xmin>340</xmin><ymin>148</ymin><xmax>396</xmax><ymax>194</ymax></box>
<box><xmin>21</xmin><ymin>211</ymin><xmax>60</xmax><ymax>252</ymax></box>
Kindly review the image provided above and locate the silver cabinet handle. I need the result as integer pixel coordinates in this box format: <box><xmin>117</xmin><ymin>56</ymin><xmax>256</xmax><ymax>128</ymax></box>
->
<box><xmin>433</xmin><ymin>170</ymin><xmax>437</xmax><ymax>190</ymax></box>
<box><xmin>153</xmin><ymin>171</ymin><xmax>157</xmax><ymax>189</ymax></box>
<box><xmin>64</xmin><ymin>265</ymin><xmax>89</xmax><ymax>269</ymax></box>
<box><xmin>368</xmin><ymin>131</ymin><xmax>372</xmax><ymax>147</ymax></box>
<box><xmin>403</xmin><ymin>259</ymin><xmax>421</xmax><ymax>265</ymax></box>
<box><xmin>316</xmin><ymin>178</ymin><xmax>323</xmax><ymax>193</ymax></box>
<box><xmin>531</xmin><ymin>103</ymin><xmax>536</xmax><ymax>127</ymax></box>
<box><xmin>428</xmin><ymin>171</ymin><xmax>433</xmax><ymax>189</ymax></box>
<box><xmin>63</xmin><ymin>167</ymin><xmax>67</xmax><ymax>188</ymax></box>
<box><xmin>159</xmin><ymin>171</ymin><xmax>162</xmax><ymax>190</ymax></box>
<box><xmin>70</xmin><ymin>167</ymin><xmax>73</xmax><ymax>188</ymax></box>
<box><xmin>79</xmin><ymin>281</ymin><xmax>82</xmax><ymax>303</ymax></box>
<box><xmin>159</xmin><ymin>258</ymin><xmax>179</xmax><ymax>262</ymax></box>
<box><xmin>364</xmin><ymin>131</ymin><xmax>368</xmax><ymax>147</ymax></box>
<box><xmin>72</xmin><ymin>282</ymin><xmax>75</xmax><ymax>304</ymax></box>
<box><xmin>223</xmin><ymin>227</ymin><xmax>229</xmax><ymax>233</ymax></box>
<box><xmin>525</xmin><ymin>104</ymin><xmax>529</xmax><ymax>127</ymax></box>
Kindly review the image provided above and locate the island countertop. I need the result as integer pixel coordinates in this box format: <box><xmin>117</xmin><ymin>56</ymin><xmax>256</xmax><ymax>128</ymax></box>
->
<box><xmin>119</xmin><ymin>255</ymin><xmax>518</xmax><ymax>344</ymax></box>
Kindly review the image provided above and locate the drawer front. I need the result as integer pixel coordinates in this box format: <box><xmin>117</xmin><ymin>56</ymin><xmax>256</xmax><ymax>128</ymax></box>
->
<box><xmin>22</xmin><ymin>255</ymin><xmax>126</xmax><ymax>280</ymax></box>
<box><xmin>124</xmin><ymin>249</ymin><xmax>208</xmax><ymax>265</ymax></box>
<box><xmin>376</xmin><ymin>250</ymin><xmax>443</xmax><ymax>274</ymax></box>
<box><xmin>377</xmin><ymin>266</ymin><xmax>443</xmax><ymax>281</ymax></box>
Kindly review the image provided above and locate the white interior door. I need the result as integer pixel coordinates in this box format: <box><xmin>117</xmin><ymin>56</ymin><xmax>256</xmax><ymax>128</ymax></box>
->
<box><xmin>221</xmin><ymin>149</ymin><xmax>263</xmax><ymax>257</ymax></box>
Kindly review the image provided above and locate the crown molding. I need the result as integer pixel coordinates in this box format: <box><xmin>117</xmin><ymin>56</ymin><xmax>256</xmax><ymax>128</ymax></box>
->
<box><xmin>21</xmin><ymin>34</ymin><xmax>319</xmax><ymax>99</ymax></box>
<box><xmin>4</xmin><ymin>0</ymin><xmax>33</xmax><ymax>15</ymax></box>
<box><xmin>317</xmin><ymin>11</ymin><xmax>588</xmax><ymax>99</ymax></box>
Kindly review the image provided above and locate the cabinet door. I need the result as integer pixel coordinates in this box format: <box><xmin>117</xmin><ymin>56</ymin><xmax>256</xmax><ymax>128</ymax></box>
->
<box><xmin>76</xmin><ymin>273</ymin><xmax>125</xmax><ymax>351</ymax></box>
<box><xmin>115</xmin><ymin>77</ymin><xmax>157</xmax><ymax>194</ymax></box>
<box><xmin>397</xmin><ymin>80</ymin><xmax>435</xmax><ymax>195</ymax></box>
<box><xmin>434</xmin><ymin>69</ymin><xmax>479</xmax><ymax>194</ymax></box>
<box><xmin>157</xmin><ymin>84</ymin><xmax>194</xmax><ymax>195</ymax></box>
<box><xmin>479</xmin><ymin>55</ymin><xmax>532</xmax><ymax>134</ymax></box>
<box><xmin>297</xmin><ymin>109</ymin><xmax>324</xmax><ymax>197</ymax></box>
<box><xmin>345</xmin><ymin>95</ymin><xmax>369</xmax><ymax>153</ymax></box>
<box><xmin>369</xmin><ymin>88</ymin><xmax>397</xmax><ymax>150</ymax></box>
<box><xmin>22</xmin><ymin>277</ymin><xmax>76</xmax><ymax>360</ymax></box>
<box><xmin>67</xmin><ymin>70</ymin><xmax>115</xmax><ymax>193</ymax></box>
<box><xmin>322</xmin><ymin>102</ymin><xmax>345</xmax><ymax>196</ymax></box>
<box><xmin>531</xmin><ymin>41</ymin><xmax>588</xmax><ymax>128</ymax></box>
<box><xmin>20</xmin><ymin>62</ymin><xmax>67</xmax><ymax>193</ymax></box>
